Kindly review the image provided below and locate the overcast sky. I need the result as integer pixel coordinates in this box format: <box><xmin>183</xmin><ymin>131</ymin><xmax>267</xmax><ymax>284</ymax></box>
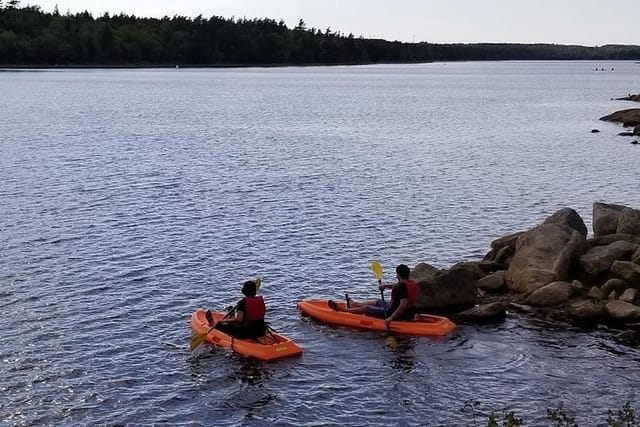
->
<box><xmin>27</xmin><ymin>0</ymin><xmax>640</xmax><ymax>46</ymax></box>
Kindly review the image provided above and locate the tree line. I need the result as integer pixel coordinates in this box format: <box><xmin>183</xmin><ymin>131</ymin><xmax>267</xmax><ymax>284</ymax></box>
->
<box><xmin>1</xmin><ymin>2</ymin><xmax>639</xmax><ymax>66</ymax></box>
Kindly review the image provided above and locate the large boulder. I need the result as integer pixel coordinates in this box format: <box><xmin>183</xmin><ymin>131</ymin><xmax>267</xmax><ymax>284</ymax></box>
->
<box><xmin>593</xmin><ymin>202</ymin><xmax>625</xmax><ymax>237</ymax></box>
<box><xmin>543</xmin><ymin>207</ymin><xmax>587</xmax><ymax>237</ymax></box>
<box><xmin>456</xmin><ymin>302</ymin><xmax>508</xmax><ymax>323</ymax></box>
<box><xmin>484</xmin><ymin>232</ymin><xmax>521</xmax><ymax>263</ymax></box>
<box><xmin>610</xmin><ymin>261</ymin><xmax>640</xmax><ymax>287</ymax></box>
<box><xmin>525</xmin><ymin>281</ymin><xmax>575</xmax><ymax>306</ymax></box>
<box><xmin>411</xmin><ymin>262</ymin><xmax>439</xmax><ymax>282</ymax></box>
<box><xmin>477</xmin><ymin>270</ymin><xmax>506</xmax><ymax>292</ymax></box>
<box><xmin>506</xmin><ymin>223</ymin><xmax>588</xmax><ymax>293</ymax></box>
<box><xmin>491</xmin><ymin>231</ymin><xmax>523</xmax><ymax>252</ymax></box>
<box><xmin>588</xmin><ymin>233</ymin><xmax>640</xmax><ymax>246</ymax></box>
<box><xmin>579</xmin><ymin>240</ymin><xmax>639</xmax><ymax>276</ymax></box>
<box><xmin>605</xmin><ymin>300</ymin><xmax>640</xmax><ymax>322</ymax></box>
<box><xmin>616</xmin><ymin>208</ymin><xmax>640</xmax><ymax>236</ymax></box>
<box><xmin>450</xmin><ymin>261</ymin><xmax>487</xmax><ymax>280</ymax></box>
<box><xmin>567</xmin><ymin>299</ymin><xmax>606</xmax><ymax>321</ymax></box>
<box><xmin>414</xmin><ymin>266</ymin><xmax>477</xmax><ymax>312</ymax></box>
<box><xmin>599</xmin><ymin>108</ymin><xmax>640</xmax><ymax>126</ymax></box>
<box><xmin>602</xmin><ymin>278</ymin><xmax>629</xmax><ymax>295</ymax></box>
<box><xmin>620</xmin><ymin>288</ymin><xmax>640</xmax><ymax>304</ymax></box>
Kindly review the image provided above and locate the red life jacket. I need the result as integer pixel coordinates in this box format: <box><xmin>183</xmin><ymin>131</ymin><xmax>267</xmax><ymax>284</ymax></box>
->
<box><xmin>389</xmin><ymin>280</ymin><xmax>418</xmax><ymax>308</ymax></box>
<box><xmin>405</xmin><ymin>280</ymin><xmax>417</xmax><ymax>307</ymax></box>
<box><xmin>243</xmin><ymin>296</ymin><xmax>266</xmax><ymax>321</ymax></box>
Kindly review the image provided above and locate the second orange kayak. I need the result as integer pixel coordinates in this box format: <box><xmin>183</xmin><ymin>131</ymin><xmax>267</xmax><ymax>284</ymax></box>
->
<box><xmin>297</xmin><ymin>299</ymin><xmax>456</xmax><ymax>336</ymax></box>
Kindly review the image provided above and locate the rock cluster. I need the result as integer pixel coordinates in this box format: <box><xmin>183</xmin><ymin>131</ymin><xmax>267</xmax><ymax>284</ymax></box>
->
<box><xmin>600</xmin><ymin>94</ymin><xmax>640</xmax><ymax>138</ymax></box>
<box><xmin>410</xmin><ymin>203</ymin><xmax>640</xmax><ymax>333</ymax></box>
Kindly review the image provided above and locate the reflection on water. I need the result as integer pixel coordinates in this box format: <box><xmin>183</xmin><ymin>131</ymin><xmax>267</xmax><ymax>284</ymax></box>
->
<box><xmin>232</xmin><ymin>359</ymin><xmax>273</xmax><ymax>386</ymax></box>
<box><xmin>385</xmin><ymin>338</ymin><xmax>417</xmax><ymax>372</ymax></box>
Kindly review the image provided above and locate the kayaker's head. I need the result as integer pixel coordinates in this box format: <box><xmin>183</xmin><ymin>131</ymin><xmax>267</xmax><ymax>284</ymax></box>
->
<box><xmin>242</xmin><ymin>280</ymin><xmax>257</xmax><ymax>297</ymax></box>
<box><xmin>396</xmin><ymin>264</ymin><xmax>410</xmax><ymax>281</ymax></box>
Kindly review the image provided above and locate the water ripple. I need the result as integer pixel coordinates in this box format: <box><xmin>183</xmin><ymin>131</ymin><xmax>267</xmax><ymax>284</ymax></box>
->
<box><xmin>2</xmin><ymin>63</ymin><xmax>640</xmax><ymax>426</ymax></box>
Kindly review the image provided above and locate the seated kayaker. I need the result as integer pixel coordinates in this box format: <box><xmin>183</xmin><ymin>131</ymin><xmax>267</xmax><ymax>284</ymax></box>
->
<box><xmin>328</xmin><ymin>264</ymin><xmax>417</xmax><ymax>327</ymax></box>
<box><xmin>207</xmin><ymin>280</ymin><xmax>267</xmax><ymax>340</ymax></box>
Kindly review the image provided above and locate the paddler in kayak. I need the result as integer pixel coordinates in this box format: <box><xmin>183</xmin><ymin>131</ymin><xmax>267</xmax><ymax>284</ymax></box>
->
<box><xmin>328</xmin><ymin>264</ymin><xmax>418</xmax><ymax>327</ymax></box>
<box><xmin>206</xmin><ymin>280</ymin><xmax>268</xmax><ymax>339</ymax></box>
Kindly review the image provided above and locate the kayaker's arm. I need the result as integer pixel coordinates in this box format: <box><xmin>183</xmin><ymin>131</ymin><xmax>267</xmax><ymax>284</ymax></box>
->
<box><xmin>378</xmin><ymin>283</ymin><xmax>394</xmax><ymax>291</ymax></box>
<box><xmin>216</xmin><ymin>310</ymin><xmax>244</xmax><ymax>324</ymax></box>
<box><xmin>385</xmin><ymin>298</ymin><xmax>408</xmax><ymax>325</ymax></box>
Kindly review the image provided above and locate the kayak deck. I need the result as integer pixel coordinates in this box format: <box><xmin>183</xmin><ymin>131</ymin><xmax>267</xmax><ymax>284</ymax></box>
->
<box><xmin>297</xmin><ymin>299</ymin><xmax>456</xmax><ymax>336</ymax></box>
<box><xmin>190</xmin><ymin>310</ymin><xmax>303</xmax><ymax>361</ymax></box>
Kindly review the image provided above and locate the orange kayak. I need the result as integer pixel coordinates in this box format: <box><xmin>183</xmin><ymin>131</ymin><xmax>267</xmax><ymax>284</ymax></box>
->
<box><xmin>190</xmin><ymin>310</ymin><xmax>303</xmax><ymax>361</ymax></box>
<box><xmin>297</xmin><ymin>300</ymin><xmax>456</xmax><ymax>336</ymax></box>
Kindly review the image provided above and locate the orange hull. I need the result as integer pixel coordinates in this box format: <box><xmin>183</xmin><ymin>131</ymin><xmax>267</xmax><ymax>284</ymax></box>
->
<box><xmin>190</xmin><ymin>310</ymin><xmax>303</xmax><ymax>361</ymax></box>
<box><xmin>297</xmin><ymin>300</ymin><xmax>456</xmax><ymax>336</ymax></box>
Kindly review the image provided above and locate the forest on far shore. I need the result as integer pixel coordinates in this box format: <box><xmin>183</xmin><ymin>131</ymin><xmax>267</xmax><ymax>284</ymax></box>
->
<box><xmin>2</xmin><ymin>2</ymin><xmax>640</xmax><ymax>66</ymax></box>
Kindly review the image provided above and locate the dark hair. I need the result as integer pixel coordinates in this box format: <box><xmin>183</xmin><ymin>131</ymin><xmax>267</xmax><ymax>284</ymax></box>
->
<box><xmin>242</xmin><ymin>280</ymin><xmax>257</xmax><ymax>296</ymax></box>
<box><xmin>396</xmin><ymin>264</ymin><xmax>410</xmax><ymax>280</ymax></box>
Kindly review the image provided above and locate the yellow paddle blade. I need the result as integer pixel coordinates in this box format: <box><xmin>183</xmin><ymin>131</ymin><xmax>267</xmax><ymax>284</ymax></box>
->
<box><xmin>255</xmin><ymin>277</ymin><xmax>262</xmax><ymax>290</ymax></box>
<box><xmin>189</xmin><ymin>332</ymin><xmax>208</xmax><ymax>351</ymax></box>
<box><xmin>371</xmin><ymin>261</ymin><xmax>383</xmax><ymax>281</ymax></box>
<box><xmin>386</xmin><ymin>335</ymin><xmax>399</xmax><ymax>349</ymax></box>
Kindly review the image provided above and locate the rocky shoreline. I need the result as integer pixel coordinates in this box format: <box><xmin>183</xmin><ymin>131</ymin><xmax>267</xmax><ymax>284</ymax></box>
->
<box><xmin>410</xmin><ymin>202</ymin><xmax>640</xmax><ymax>344</ymax></box>
<box><xmin>599</xmin><ymin>93</ymin><xmax>640</xmax><ymax>139</ymax></box>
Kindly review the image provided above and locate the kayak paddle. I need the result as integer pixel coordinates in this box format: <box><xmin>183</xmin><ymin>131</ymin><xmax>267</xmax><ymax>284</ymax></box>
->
<box><xmin>370</xmin><ymin>261</ymin><xmax>398</xmax><ymax>348</ymax></box>
<box><xmin>371</xmin><ymin>260</ymin><xmax>385</xmax><ymax>312</ymax></box>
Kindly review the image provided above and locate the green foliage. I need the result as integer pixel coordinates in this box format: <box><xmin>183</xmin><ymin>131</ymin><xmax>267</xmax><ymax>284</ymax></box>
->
<box><xmin>1</xmin><ymin>4</ymin><xmax>640</xmax><ymax>66</ymax></box>
<box><xmin>464</xmin><ymin>401</ymin><xmax>637</xmax><ymax>426</ymax></box>
<box><xmin>486</xmin><ymin>411</ymin><xmax>522</xmax><ymax>427</ymax></box>
<box><xmin>606</xmin><ymin>401</ymin><xmax>637</xmax><ymax>427</ymax></box>
<box><xmin>547</xmin><ymin>403</ymin><xmax>578</xmax><ymax>427</ymax></box>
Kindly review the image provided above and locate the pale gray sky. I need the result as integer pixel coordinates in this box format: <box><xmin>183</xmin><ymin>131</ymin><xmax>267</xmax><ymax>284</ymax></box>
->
<box><xmin>27</xmin><ymin>0</ymin><xmax>640</xmax><ymax>46</ymax></box>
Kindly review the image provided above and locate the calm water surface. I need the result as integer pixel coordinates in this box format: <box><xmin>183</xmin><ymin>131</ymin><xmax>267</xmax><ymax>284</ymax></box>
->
<box><xmin>1</xmin><ymin>62</ymin><xmax>640</xmax><ymax>425</ymax></box>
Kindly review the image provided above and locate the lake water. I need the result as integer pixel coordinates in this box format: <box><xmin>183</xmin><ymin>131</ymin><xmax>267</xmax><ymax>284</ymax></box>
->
<box><xmin>1</xmin><ymin>61</ymin><xmax>640</xmax><ymax>426</ymax></box>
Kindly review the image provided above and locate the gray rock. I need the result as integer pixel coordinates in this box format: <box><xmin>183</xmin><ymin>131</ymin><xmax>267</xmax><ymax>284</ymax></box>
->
<box><xmin>599</xmin><ymin>108</ymin><xmax>640</xmax><ymax>126</ymax></box>
<box><xmin>605</xmin><ymin>300</ymin><xmax>640</xmax><ymax>322</ymax></box>
<box><xmin>506</xmin><ymin>223</ymin><xmax>588</xmax><ymax>293</ymax></box>
<box><xmin>415</xmin><ymin>266</ymin><xmax>477</xmax><ymax>311</ymax></box>
<box><xmin>617</xmin><ymin>207</ymin><xmax>640</xmax><ymax>236</ymax></box>
<box><xmin>491</xmin><ymin>231</ymin><xmax>523</xmax><ymax>252</ymax></box>
<box><xmin>411</xmin><ymin>262</ymin><xmax>439</xmax><ymax>282</ymax></box>
<box><xmin>593</xmin><ymin>202</ymin><xmax>626</xmax><ymax>237</ymax></box>
<box><xmin>494</xmin><ymin>245</ymin><xmax>514</xmax><ymax>264</ymax></box>
<box><xmin>567</xmin><ymin>299</ymin><xmax>606</xmax><ymax>320</ymax></box>
<box><xmin>450</xmin><ymin>261</ymin><xmax>487</xmax><ymax>280</ymax></box>
<box><xmin>588</xmin><ymin>233</ymin><xmax>640</xmax><ymax>246</ymax></box>
<box><xmin>457</xmin><ymin>302</ymin><xmax>508</xmax><ymax>322</ymax></box>
<box><xmin>579</xmin><ymin>240</ymin><xmax>638</xmax><ymax>275</ymax></box>
<box><xmin>525</xmin><ymin>281</ymin><xmax>575</xmax><ymax>306</ymax></box>
<box><xmin>620</xmin><ymin>288</ymin><xmax>640</xmax><ymax>304</ymax></box>
<box><xmin>588</xmin><ymin>286</ymin><xmax>607</xmax><ymax>301</ymax></box>
<box><xmin>477</xmin><ymin>270</ymin><xmax>506</xmax><ymax>292</ymax></box>
<box><xmin>544</xmin><ymin>207</ymin><xmax>588</xmax><ymax>237</ymax></box>
<box><xmin>611</xmin><ymin>261</ymin><xmax>640</xmax><ymax>286</ymax></box>
<box><xmin>602</xmin><ymin>278</ymin><xmax>629</xmax><ymax>294</ymax></box>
